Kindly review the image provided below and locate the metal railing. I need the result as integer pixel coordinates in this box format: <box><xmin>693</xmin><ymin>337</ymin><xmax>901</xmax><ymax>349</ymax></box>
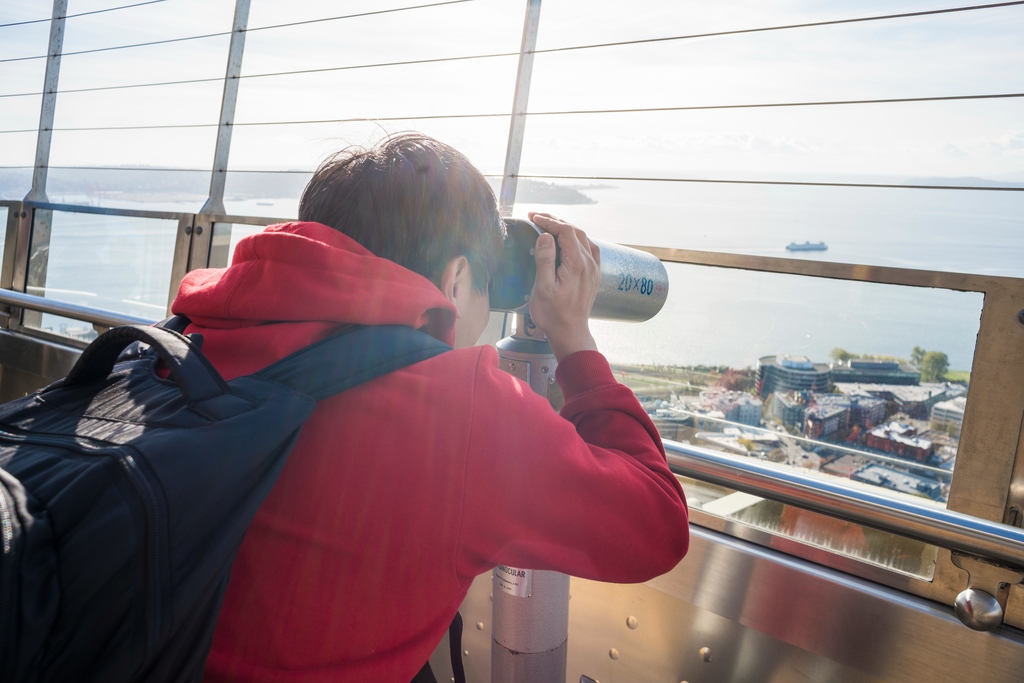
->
<box><xmin>0</xmin><ymin>289</ymin><xmax>155</xmax><ymax>329</ymax></box>
<box><xmin>666</xmin><ymin>441</ymin><xmax>1024</xmax><ymax>568</ymax></box>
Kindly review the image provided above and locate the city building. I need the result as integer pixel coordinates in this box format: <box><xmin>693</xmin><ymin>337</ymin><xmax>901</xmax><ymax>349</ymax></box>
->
<box><xmin>931</xmin><ymin>396</ymin><xmax>967</xmax><ymax>435</ymax></box>
<box><xmin>833</xmin><ymin>382</ymin><xmax>953</xmax><ymax>420</ymax></box>
<box><xmin>865</xmin><ymin>422</ymin><xmax>934</xmax><ymax>462</ymax></box>
<box><xmin>771</xmin><ymin>391</ymin><xmax>806</xmax><ymax>427</ymax></box>
<box><xmin>691</xmin><ymin>410</ymin><xmax>727</xmax><ymax>432</ymax></box>
<box><xmin>829</xmin><ymin>359</ymin><xmax>921</xmax><ymax>385</ymax></box>
<box><xmin>849</xmin><ymin>395</ymin><xmax>887</xmax><ymax>427</ymax></box>
<box><xmin>851</xmin><ymin>464</ymin><xmax>943</xmax><ymax>500</ymax></box>
<box><xmin>698</xmin><ymin>387</ymin><xmax>763</xmax><ymax>426</ymax></box>
<box><xmin>756</xmin><ymin>355</ymin><xmax>831</xmax><ymax>398</ymax></box>
<box><xmin>805</xmin><ymin>403</ymin><xmax>850</xmax><ymax>440</ymax></box>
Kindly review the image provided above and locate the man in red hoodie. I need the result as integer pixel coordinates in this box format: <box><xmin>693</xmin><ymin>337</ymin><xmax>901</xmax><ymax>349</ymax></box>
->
<box><xmin>173</xmin><ymin>133</ymin><xmax>689</xmax><ymax>682</ymax></box>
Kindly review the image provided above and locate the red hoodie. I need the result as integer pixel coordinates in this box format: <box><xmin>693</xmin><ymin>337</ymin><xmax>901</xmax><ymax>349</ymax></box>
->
<box><xmin>172</xmin><ymin>222</ymin><xmax>689</xmax><ymax>683</ymax></box>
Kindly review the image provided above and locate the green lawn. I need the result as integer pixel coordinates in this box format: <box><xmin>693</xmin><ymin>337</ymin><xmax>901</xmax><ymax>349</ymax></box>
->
<box><xmin>943</xmin><ymin>370</ymin><xmax>970</xmax><ymax>383</ymax></box>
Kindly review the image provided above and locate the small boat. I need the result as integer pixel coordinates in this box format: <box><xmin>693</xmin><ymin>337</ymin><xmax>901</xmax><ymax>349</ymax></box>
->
<box><xmin>787</xmin><ymin>241</ymin><xmax>828</xmax><ymax>251</ymax></box>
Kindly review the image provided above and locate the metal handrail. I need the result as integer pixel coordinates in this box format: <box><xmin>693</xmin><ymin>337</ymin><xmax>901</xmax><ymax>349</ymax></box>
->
<box><xmin>0</xmin><ymin>289</ymin><xmax>156</xmax><ymax>329</ymax></box>
<box><xmin>665</xmin><ymin>440</ymin><xmax>1024</xmax><ymax>568</ymax></box>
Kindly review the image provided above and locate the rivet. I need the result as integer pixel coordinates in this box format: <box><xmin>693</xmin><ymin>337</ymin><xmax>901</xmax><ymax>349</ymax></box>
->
<box><xmin>541</xmin><ymin>366</ymin><xmax>548</xmax><ymax>373</ymax></box>
<box><xmin>1018</xmin><ymin>309</ymin><xmax>1024</xmax><ymax>327</ymax></box>
<box><xmin>548</xmin><ymin>377</ymin><xmax>555</xmax><ymax>384</ymax></box>
<box><xmin>523</xmin><ymin>294</ymin><xmax>530</xmax><ymax>301</ymax></box>
<box><xmin>184</xmin><ymin>225</ymin><xmax>193</xmax><ymax>235</ymax></box>
<box><xmin>508</xmin><ymin>362</ymin><xmax>516</xmax><ymax>371</ymax></box>
<box><xmin>609</xmin><ymin>648</ymin><xmax>619</xmax><ymax>660</ymax></box>
<box><xmin>195</xmin><ymin>225</ymin><xmax>203</xmax><ymax>235</ymax></box>
<box><xmin>626</xmin><ymin>615</ymin><xmax>638</xmax><ymax>629</ymax></box>
<box><xmin>463</xmin><ymin>649</ymin><xmax>469</xmax><ymax>656</ymax></box>
<box><xmin>21</xmin><ymin>211</ymin><xmax>27</xmax><ymax>218</ymax></box>
<box><xmin>699</xmin><ymin>646</ymin><xmax>713</xmax><ymax>662</ymax></box>
<box><xmin>476</xmin><ymin>621</ymin><xmax>484</xmax><ymax>630</ymax></box>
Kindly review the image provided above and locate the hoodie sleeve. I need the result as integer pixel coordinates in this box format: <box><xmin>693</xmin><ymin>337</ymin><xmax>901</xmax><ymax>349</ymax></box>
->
<box><xmin>455</xmin><ymin>347</ymin><xmax>689</xmax><ymax>584</ymax></box>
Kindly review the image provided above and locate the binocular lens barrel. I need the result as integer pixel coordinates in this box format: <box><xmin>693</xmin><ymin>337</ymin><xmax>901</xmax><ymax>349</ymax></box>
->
<box><xmin>490</xmin><ymin>218</ymin><xmax>669</xmax><ymax>323</ymax></box>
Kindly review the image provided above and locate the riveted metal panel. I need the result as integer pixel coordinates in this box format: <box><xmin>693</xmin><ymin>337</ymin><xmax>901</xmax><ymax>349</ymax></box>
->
<box><xmin>436</xmin><ymin>527</ymin><xmax>1024</xmax><ymax>683</ymax></box>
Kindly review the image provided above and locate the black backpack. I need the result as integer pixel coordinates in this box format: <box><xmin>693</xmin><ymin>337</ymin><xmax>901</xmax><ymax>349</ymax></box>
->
<box><xmin>0</xmin><ymin>322</ymin><xmax>450</xmax><ymax>682</ymax></box>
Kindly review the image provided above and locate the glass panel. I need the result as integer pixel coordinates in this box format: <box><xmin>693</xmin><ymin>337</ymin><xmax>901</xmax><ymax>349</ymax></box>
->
<box><xmin>23</xmin><ymin>210</ymin><xmax>177</xmax><ymax>340</ymax></box>
<box><xmin>209</xmin><ymin>222</ymin><xmax>271</xmax><ymax>269</ymax></box>
<box><xmin>516</xmin><ymin>0</ymin><xmax>1024</xmax><ymax>278</ymax></box>
<box><xmin>602</xmin><ymin>262</ymin><xmax>980</xmax><ymax>573</ymax></box>
<box><xmin>220</xmin><ymin>0</ymin><xmax>525</xmax><ymax>214</ymax></box>
<box><xmin>34</xmin><ymin>0</ymin><xmax>233</xmax><ymax>208</ymax></box>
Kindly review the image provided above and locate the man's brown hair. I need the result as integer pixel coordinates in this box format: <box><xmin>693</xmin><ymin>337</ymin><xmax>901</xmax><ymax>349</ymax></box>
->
<box><xmin>298</xmin><ymin>133</ymin><xmax>504</xmax><ymax>292</ymax></box>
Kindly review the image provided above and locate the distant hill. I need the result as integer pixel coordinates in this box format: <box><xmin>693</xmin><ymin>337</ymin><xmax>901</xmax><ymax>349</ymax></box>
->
<box><xmin>1</xmin><ymin>168</ymin><xmax>599</xmax><ymax>205</ymax></box>
<box><xmin>487</xmin><ymin>178</ymin><xmax>597</xmax><ymax>205</ymax></box>
<box><xmin>905</xmin><ymin>176</ymin><xmax>1024</xmax><ymax>189</ymax></box>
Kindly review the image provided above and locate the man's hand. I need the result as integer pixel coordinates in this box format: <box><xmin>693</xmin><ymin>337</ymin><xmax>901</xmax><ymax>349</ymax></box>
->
<box><xmin>527</xmin><ymin>212</ymin><xmax>601</xmax><ymax>362</ymax></box>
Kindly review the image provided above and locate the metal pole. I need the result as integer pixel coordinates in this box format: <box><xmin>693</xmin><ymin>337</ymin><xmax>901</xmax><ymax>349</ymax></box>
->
<box><xmin>200</xmin><ymin>0</ymin><xmax>251</xmax><ymax>216</ymax></box>
<box><xmin>492</xmin><ymin>312</ymin><xmax>569</xmax><ymax>683</ymax></box>
<box><xmin>25</xmin><ymin>0</ymin><xmax>67</xmax><ymax>204</ymax></box>
<box><xmin>22</xmin><ymin>0</ymin><xmax>68</xmax><ymax>329</ymax></box>
<box><xmin>498</xmin><ymin>0</ymin><xmax>542</xmax><ymax>215</ymax></box>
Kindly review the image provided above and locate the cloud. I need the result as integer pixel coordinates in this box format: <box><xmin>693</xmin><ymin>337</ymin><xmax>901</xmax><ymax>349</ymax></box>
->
<box><xmin>943</xmin><ymin>131</ymin><xmax>1024</xmax><ymax>158</ymax></box>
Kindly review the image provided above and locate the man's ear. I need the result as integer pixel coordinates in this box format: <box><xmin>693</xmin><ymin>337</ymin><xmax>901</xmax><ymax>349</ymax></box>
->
<box><xmin>439</xmin><ymin>255</ymin><xmax>470</xmax><ymax>310</ymax></box>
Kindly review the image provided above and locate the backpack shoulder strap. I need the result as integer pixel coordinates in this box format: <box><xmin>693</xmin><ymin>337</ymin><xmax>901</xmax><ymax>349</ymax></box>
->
<box><xmin>256</xmin><ymin>325</ymin><xmax>451</xmax><ymax>402</ymax></box>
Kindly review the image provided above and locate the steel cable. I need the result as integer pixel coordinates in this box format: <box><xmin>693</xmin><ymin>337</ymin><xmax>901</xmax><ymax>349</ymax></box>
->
<box><xmin>2</xmin><ymin>92</ymin><xmax>1021</xmax><ymax>135</ymax></box>
<box><xmin>0</xmin><ymin>0</ymin><xmax>166</xmax><ymax>30</ymax></box>
<box><xmin>0</xmin><ymin>0</ymin><xmax>475</xmax><ymax>64</ymax></box>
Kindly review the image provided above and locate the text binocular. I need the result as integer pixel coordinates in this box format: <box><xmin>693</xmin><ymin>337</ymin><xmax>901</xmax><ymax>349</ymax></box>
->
<box><xmin>489</xmin><ymin>218</ymin><xmax>669</xmax><ymax>323</ymax></box>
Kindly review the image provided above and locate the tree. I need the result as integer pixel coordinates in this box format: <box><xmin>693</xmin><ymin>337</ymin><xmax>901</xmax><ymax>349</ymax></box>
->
<box><xmin>911</xmin><ymin>346</ymin><xmax>927</xmax><ymax>367</ymax></box>
<box><xmin>717</xmin><ymin>368</ymin><xmax>755</xmax><ymax>392</ymax></box>
<box><xmin>920</xmin><ymin>351</ymin><xmax>949</xmax><ymax>382</ymax></box>
<box><xmin>830</xmin><ymin>348</ymin><xmax>854</xmax><ymax>362</ymax></box>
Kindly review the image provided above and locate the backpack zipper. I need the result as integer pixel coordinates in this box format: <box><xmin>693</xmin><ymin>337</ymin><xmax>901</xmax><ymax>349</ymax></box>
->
<box><xmin>0</xmin><ymin>428</ymin><xmax>164</xmax><ymax>666</ymax></box>
<box><xmin>0</xmin><ymin>481</ymin><xmax>21</xmax><ymax>664</ymax></box>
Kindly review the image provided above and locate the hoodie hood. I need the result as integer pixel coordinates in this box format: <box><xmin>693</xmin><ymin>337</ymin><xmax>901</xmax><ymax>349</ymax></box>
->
<box><xmin>173</xmin><ymin>222</ymin><xmax>457</xmax><ymax>351</ymax></box>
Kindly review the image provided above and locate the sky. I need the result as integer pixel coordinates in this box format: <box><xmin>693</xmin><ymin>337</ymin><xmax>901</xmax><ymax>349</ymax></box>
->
<box><xmin>1</xmin><ymin>0</ymin><xmax>1022</xmax><ymax>186</ymax></box>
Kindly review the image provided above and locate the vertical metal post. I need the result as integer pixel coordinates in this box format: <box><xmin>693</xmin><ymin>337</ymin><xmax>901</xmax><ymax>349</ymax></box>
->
<box><xmin>200</xmin><ymin>0</ymin><xmax>251</xmax><ymax>216</ymax></box>
<box><xmin>22</xmin><ymin>0</ymin><xmax>68</xmax><ymax>328</ymax></box>
<box><xmin>492</xmin><ymin>313</ymin><xmax>569</xmax><ymax>683</ymax></box>
<box><xmin>25</xmin><ymin>0</ymin><xmax>67</xmax><ymax>204</ymax></box>
<box><xmin>498</xmin><ymin>0</ymin><xmax>543</xmax><ymax>215</ymax></box>
<box><xmin>492</xmin><ymin>8</ymin><xmax>567</xmax><ymax>681</ymax></box>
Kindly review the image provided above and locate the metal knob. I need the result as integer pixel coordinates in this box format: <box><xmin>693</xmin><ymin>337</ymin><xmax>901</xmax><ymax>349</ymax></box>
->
<box><xmin>954</xmin><ymin>588</ymin><xmax>1003</xmax><ymax>631</ymax></box>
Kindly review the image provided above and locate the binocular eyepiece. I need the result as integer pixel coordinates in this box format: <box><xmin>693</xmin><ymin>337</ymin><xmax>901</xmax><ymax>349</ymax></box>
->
<box><xmin>490</xmin><ymin>218</ymin><xmax>669</xmax><ymax>323</ymax></box>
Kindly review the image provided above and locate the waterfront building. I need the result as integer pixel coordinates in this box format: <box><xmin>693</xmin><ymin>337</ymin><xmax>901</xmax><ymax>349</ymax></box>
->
<box><xmin>771</xmin><ymin>391</ymin><xmax>806</xmax><ymax>426</ymax></box>
<box><xmin>829</xmin><ymin>359</ymin><xmax>920</xmax><ymax>385</ymax></box>
<box><xmin>756</xmin><ymin>355</ymin><xmax>831</xmax><ymax>398</ymax></box>
<box><xmin>865</xmin><ymin>422</ymin><xmax>934</xmax><ymax>462</ymax></box>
